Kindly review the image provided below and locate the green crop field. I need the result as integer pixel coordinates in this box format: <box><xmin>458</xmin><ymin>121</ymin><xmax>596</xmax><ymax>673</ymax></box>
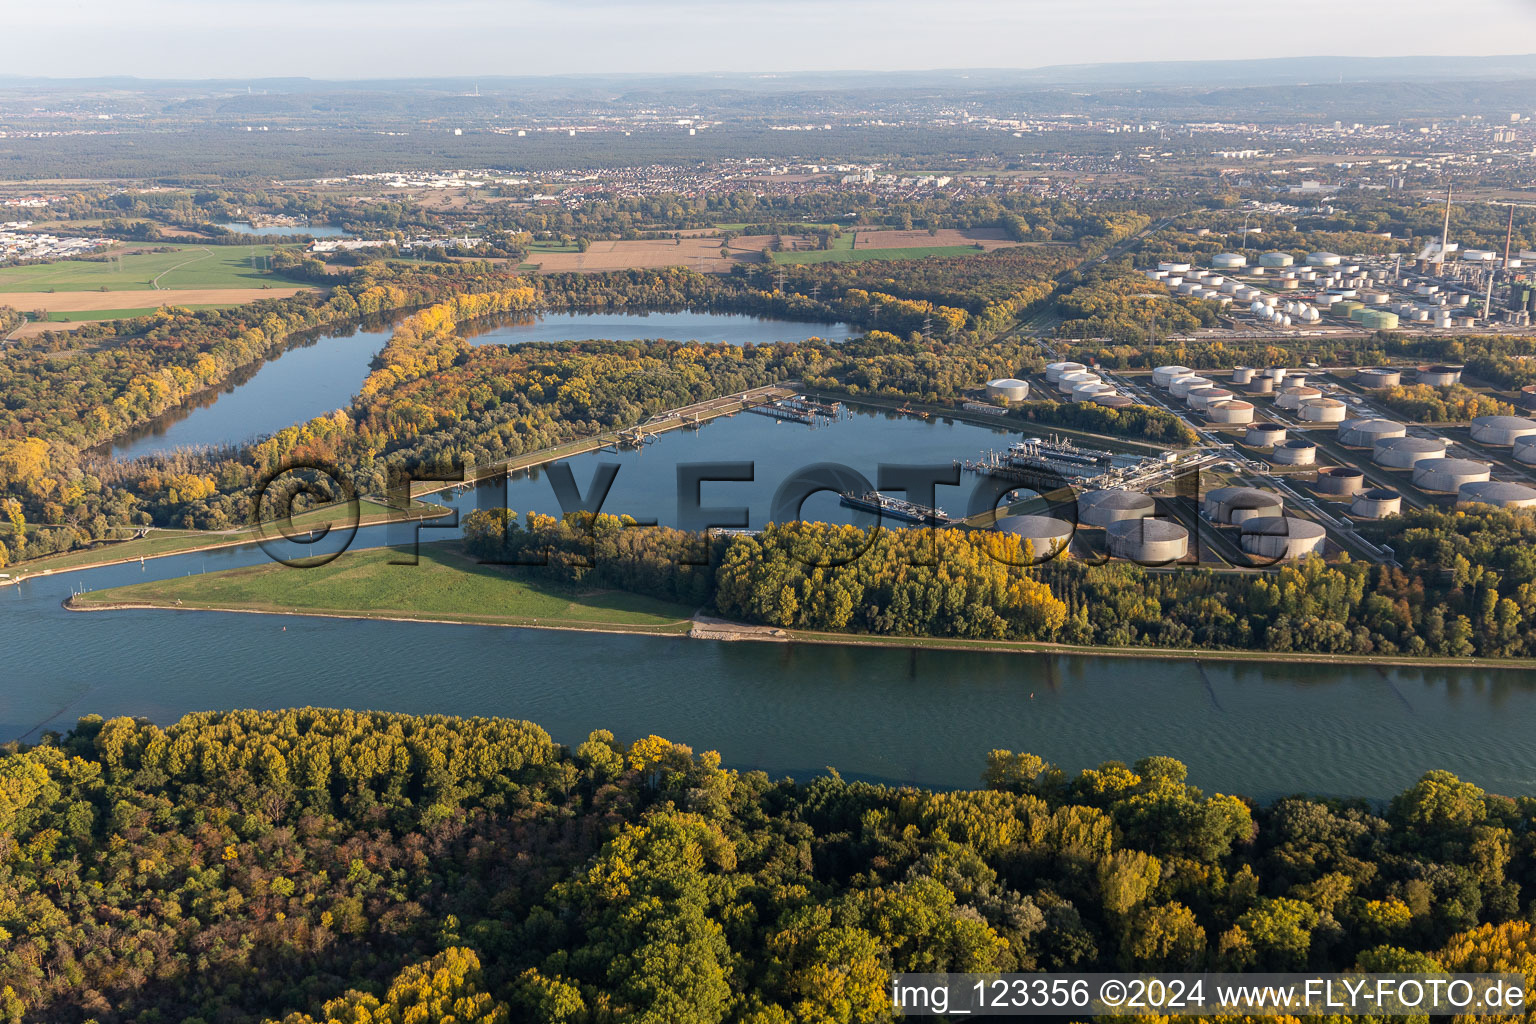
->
<box><xmin>0</xmin><ymin>244</ymin><xmax>299</xmax><ymax>293</ymax></box>
<box><xmin>35</xmin><ymin>304</ymin><xmax>233</xmax><ymax>323</ymax></box>
<box><xmin>770</xmin><ymin>244</ymin><xmax>984</xmax><ymax>265</ymax></box>
<box><xmin>73</xmin><ymin>543</ymin><xmax>697</xmax><ymax>632</ymax></box>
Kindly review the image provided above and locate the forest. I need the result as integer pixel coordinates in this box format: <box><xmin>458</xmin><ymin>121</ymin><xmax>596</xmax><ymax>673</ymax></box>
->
<box><xmin>3</xmin><ymin>707</ymin><xmax>1536</xmax><ymax>1023</ymax></box>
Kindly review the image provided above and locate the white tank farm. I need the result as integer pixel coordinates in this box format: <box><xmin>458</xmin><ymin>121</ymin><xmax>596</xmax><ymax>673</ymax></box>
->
<box><xmin>995</xmin><ymin>514</ymin><xmax>1074</xmax><ymax>563</ymax></box>
<box><xmin>1071</xmin><ymin>382</ymin><xmax>1115</xmax><ymax>403</ymax></box>
<box><xmin>1276</xmin><ymin>386</ymin><xmax>1321</xmax><ymax>410</ymax></box>
<box><xmin>1204</xmin><ymin>486</ymin><xmax>1284</xmax><ymax>524</ymax></box>
<box><xmin>1078</xmin><ymin>488</ymin><xmax>1155</xmax><ymax>528</ymax></box>
<box><xmin>1457</xmin><ymin>481</ymin><xmax>1536</xmax><ymax>510</ymax></box>
<box><xmin>1351</xmin><ymin>489</ymin><xmax>1403</xmax><ymax>519</ymax></box>
<box><xmin>1245</xmin><ymin>423</ymin><xmax>1288</xmax><ymax>447</ymax></box>
<box><xmin>1338</xmin><ymin>418</ymin><xmax>1407</xmax><ymax>448</ymax></box>
<box><xmin>1413</xmin><ymin>458</ymin><xmax>1492</xmax><ymax>493</ymax></box>
<box><xmin>1231</xmin><ymin>366</ymin><xmax>1256</xmax><ymax>385</ymax></box>
<box><xmin>1515</xmin><ymin>435</ymin><xmax>1536</xmax><ymax>466</ymax></box>
<box><xmin>1189</xmin><ymin>386</ymin><xmax>1233</xmax><ymax>410</ymax></box>
<box><xmin>1298</xmin><ymin>398</ymin><xmax>1348</xmax><ymax>423</ymax></box>
<box><xmin>1152</xmin><ymin>365</ymin><xmax>1193</xmax><ymax>388</ymax></box>
<box><xmin>1108</xmin><ymin>518</ymin><xmax>1189</xmax><ymax>563</ymax></box>
<box><xmin>1355</xmin><ymin>367</ymin><xmax>1402</xmax><ymax>389</ymax></box>
<box><xmin>1058</xmin><ymin>370</ymin><xmax>1099</xmax><ymax>394</ymax></box>
<box><xmin>1314</xmin><ymin>467</ymin><xmax>1366</xmax><ymax>496</ymax></box>
<box><xmin>985</xmin><ymin>377</ymin><xmax>1030</xmax><ymax>403</ymax></box>
<box><xmin>1170</xmin><ymin>375</ymin><xmax>1213</xmax><ymax>399</ymax></box>
<box><xmin>1469</xmin><ymin>415</ymin><xmax>1536</xmax><ymax>446</ymax></box>
<box><xmin>1207</xmin><ymin>400</ymin><xmax>1255</xmax><ymax>424</ymax></box>
<box><xmin>1374</xmin><ymin>436</ymin><xmax>1448</xmax><ymax>468</ymax></box>
<box><xmin>1417</xmin><ymin>364</ymin><xmax>1463</xmax><ymax>387</ymax></box>
<box><xmin>1271</xmin><ymin>439</ymin><xmax>1318</xmax><ymax>465</ymax></box>
<box><xmin>1240</xmin><ymin>516</ymin><xmax>1327</xmax><ymax>560</ymax></box>
<box><xmin>1045</xmin><ymin>361</ymin><xmax>1086</xmax><ymax>383</ymax></box>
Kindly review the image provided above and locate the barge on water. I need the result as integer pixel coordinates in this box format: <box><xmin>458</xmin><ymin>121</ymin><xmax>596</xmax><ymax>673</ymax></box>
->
<box><xmin>839</xmin><ymin>490</ymin><xmax>953</xmax><ymax>526</ymax></box>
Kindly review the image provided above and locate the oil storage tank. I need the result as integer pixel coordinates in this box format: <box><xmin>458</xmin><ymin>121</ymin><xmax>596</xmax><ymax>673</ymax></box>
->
<box><xmin>1231</xmin><ymin>366</ymin><xmax>1256</xmax><ymax>385</ymax></box>
<box><xmin>1108</xmin><ymin>518</ymin><xmax>1189</xmax><ymax>563</ymax></box>
<box><xmin>1272</xmin><ymin>439</ymin><xmax>1318</xmax><ymax>465</ymax></box>
<box><xmin>1170</xmin><ymin>375</ymin><xmax>1213</xmax><ymax>399</ymax></box>
<box><xmin>1469</xmin><ymin>415</ymin><xmax>1536</xmax><ymax>446</ymax></box>
<box><xmin>995</xmin><ymin>515</ymin><xmax>1074</xmax><ymax>563</ymax></box>
<box><xmin>1314</xmin><ymin>467</ymin><xmax>1366</xmax><ymax>496</ymax></box>
<box><xmin>1245</xmin><ymin>423</ymin><xmax>1288</xmax><ymax>447</ymax></box>
<box><xmin>1246</xmin><ymin>376</ymin><xmax>1276</xmax><ymax>395</ymax></box>
<box><xmin>1374</xmin><ymin>436</ymin><xmax>1447</xmax><ymax>468</ymax></box>
<box><xmin>1078</xmin><ymin>488</ymin><xmax>1155</xmax><ymax>528</ymax></box>
<box><xmin>1072</xmin><ymin>382</ymin><xmax>1115</xmax><ymax>403</ymax></box>
<box><xmin>1277</xmin><ymin>385</ymin><xmax>1321</xmax><ymax>410</ymax></box>
<box><xmin>1095</xmin><ymin>394</ymin><xmax>1136</xmax><ymax>409</ymax></box>
<box><xmin>1515</xmin><ymin>435</ymin><xmax>1536</xmax><ymax>466</ymax></box>
<box><xmin>1339</xmin><ymin>418</ymin><xmax>1406</xmax><ymax>448</ymax></box>
<box><xmin>1045</xmin><ymin>361</ymin><xmax>1086</xmax><ymax>384</ymax></box>
<box><xmin>1058</xmin><ymin>370</ymin><xmax>1100</xmax><ymax>394</ymax></box>
<box><xmin>1298</xmin><ymin>398</ymin><xmax>1348</xmax><ymax>423</ymax></box>
<box><xmin>1207</xmin><ymin>400</ymin><xmax>1255</xmax><ymax>424</ymax></box>
<box><xmin>1417</xmin><ymin>364</ymin><xmax>1463</xmax><ymax>387</ymax></box>
<box><xmin>1355</xmin><ymin>367</ymin><xmax>1402</xmax><ymax>389</ymax></box>
<box><xmin>1521</xmin><ymin>384</ymin><xmax>1536</xmax><ymax>412</ymax></box>
<box><xmin>1205</xmin><ymin>486</ymin><xmax>1284</xmax><ymax>524</ymax></box>
<box><xmin>1352</xmin><ymin>489</ymin><xmax>1403</xmax><ymax>519</ymax></box>
<box><xmin>1458</xmin><ymin>481</ymin><xmax>1536</xmax><ymax>510</ymax></box>
<box><xmin>1152</xmin><ymin>365</ymin><xmax>1193</xmax><ymax>388</ymax></box>
<box><xmin>985</xmin><ymin>377</ymin><xmax>1030</xmax><ymax>403</ymax></box>
<box><xmin>1189</xmin><ymin>387</ymin><xmax>1234</xmax><ymax>411</ymax></box>
<box><xmin>1413</xmin><ymin>458</ymin><xmax>1491</xmax><ymax>493</ymax></box>
<box><xmin>1240</xmin><ymin>516</ymin><xmax>1326</xmax><ymax>560</ymax></box>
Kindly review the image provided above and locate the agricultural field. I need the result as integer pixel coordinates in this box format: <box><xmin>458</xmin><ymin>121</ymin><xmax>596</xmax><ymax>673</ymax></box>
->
<box><xmin>770</xmin><ymin>243</ymin><xmax>985</xmax><ymax>265</ymax></box>
<box><xmin>0</xmin><ymin>244</ymin><xmax>299</xmax><ymax>293</ymax></box>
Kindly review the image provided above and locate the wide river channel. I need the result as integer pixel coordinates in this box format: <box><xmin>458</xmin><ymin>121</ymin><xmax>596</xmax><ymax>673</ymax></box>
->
<box><xmin>20</xmin><ymin>312</ymin><xmax>1536</xmax><ymax>801</ymax></box>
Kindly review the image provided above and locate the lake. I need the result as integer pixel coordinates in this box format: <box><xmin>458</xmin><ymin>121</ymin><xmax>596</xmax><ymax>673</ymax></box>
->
<box><xmin>216</xmin><ymin>222</ymin><xmax>354</xmax><ymax>238</ymax></box>
<box><xmin>465</xmin><ymin>310</ymin><xmax>856</xmax><ymax>346</ymax></box>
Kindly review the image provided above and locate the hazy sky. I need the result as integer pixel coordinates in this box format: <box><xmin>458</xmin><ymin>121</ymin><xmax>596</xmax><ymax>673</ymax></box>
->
<box><xmin>9</xmin><ymin>0</ymin><xmax>1536</xmax><ymax>79</ymax></box>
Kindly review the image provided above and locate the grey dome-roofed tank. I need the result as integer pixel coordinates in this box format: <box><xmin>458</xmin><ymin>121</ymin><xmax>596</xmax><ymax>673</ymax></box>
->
<box><xmin>1271</xmin><ymin>439</ymin><xmax>1318</xmax><ymax>465</ymax></box>
<box><xmin>1412</xmin><ymin>458</ymin><xmax>1491</xmax><ymax>493</ymax></box>
<box><xmin>1240</xmin><ymin>516</ymin><xmax>1327</xmax><ymax>560</ymax></box>
<box><xmin>1351</xmin><ymin>489</ymin><xmax>1403</xmax><ymax>519</ymax></box>
<box><xmin>1457</xmin><ymin>481</ymin><xmax>1536</xmax><ymax>510</ymax></box>
<box><xmin>1314</xmin><ymin>467</ymin><xmax>1366</xmax><ymax>495</ymax></box>
<box><xmin>1374</xmin><ymin>435</ymin><xmax>1447</xmax><ymax>468</ymax></box>
<box><xmin>1515</xmin><ymin>435</ymin><xmax>1536</xmax><ymax>466</ymax></box>
<box><xmin>1469</xmin><ymin>415</ymin><xmax>1536</xmax><ymax>446</ymax></box>
<box><xmin>1338</xmin><ymin>418</ymin><xmax>1406</xmax><ymax>448</ymax></box>
<box><xmin>1078</xmin><ymin>488</ymin><xmax>1155</xmax><ymax>528</ymax></box>
<box><xmin>1107</xmin><ymin>518</ymin><xmax>1189</xmax><ymax>563</ymax></box>
<box><xmin>1204</xmin><ymin>486</ymin><xmax>1284</xmax><ymax>524</ymax></box>
<box><xmin>995</xmin><ymin>515</ymin><xmax>1074</xmax><ymax>563</ymax></box>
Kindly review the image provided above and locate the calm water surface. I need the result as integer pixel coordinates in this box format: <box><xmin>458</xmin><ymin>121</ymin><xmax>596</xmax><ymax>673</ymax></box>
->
<box><xmin>216</xmin><ymin>222</ymin><xmax>354</xmax><ymax>238</ymax></box>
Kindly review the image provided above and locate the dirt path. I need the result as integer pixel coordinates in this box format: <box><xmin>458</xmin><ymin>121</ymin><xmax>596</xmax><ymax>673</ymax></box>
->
<box><xmin>150</xmin><ymin>246</ymin><xmax>214</xmax><ymax>289</ymax></box>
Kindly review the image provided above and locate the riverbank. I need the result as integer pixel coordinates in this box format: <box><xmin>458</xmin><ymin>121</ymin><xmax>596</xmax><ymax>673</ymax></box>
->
<box><xmin>66</xmin><ymin>541</ymin><xmax>1536</xmax><ymax>671</ymax></box>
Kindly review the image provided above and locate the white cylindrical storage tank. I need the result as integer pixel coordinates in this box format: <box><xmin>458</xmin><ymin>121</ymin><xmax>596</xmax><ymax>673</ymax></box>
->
<box><xmin>1245</xmin><ymin>423</ymin><xmax>1288</xmax><ymax>447</ymax></box>
<box><xmin>1277</xmin><ymin>386</ymin><xmax>1321</xmax><ymax>410</ymax></box>
<box><xmin>1298</xmin><ymin>398</ymin><xmax>1347</xmax><ymax>422</ymax></box>
<box><xmin>1413</xmin><ymin>458</ymin><xmax>1491</xmax><ymax>493</ymax></box>
<box><xmin>1170</xmin><ymin>375</ymin><xmax>1212</xmax><ymax>399</ymax></box>
<box><xmin>1283</xmin><ymin>374</ymin><xmax>1308</xmax><ymax>389</ymax></box>
<box><xmin>1339</xmin><ymin>418</ymin><xmax>1407</xmax><ymax>448</ymax></box>
<box><xmin>1469</xmin><ymin>415</ymin><xmax>1536</xmax><ymax>447</ymax></box>
<box><xmin>1107</xmin><ymin>518</ymin><xmax>1189</xmax><ymax>563</ymax></box>
<box><xmin>1271</xmin><ymin>439</ymin><xmax>1318</xmax><ymax>466</ymax></box>
<box><xmin>1246</xmin><ymin>376</ymin><xmax>1275</xmax><ymax>394</ymax></box>
<box><xmin>1458</xmin><ymin>481</ymin><xmax>1536</xmax><ymax>510</ymax></box>
<box><xmin>1058</xmin><ymin>370</ymin><xmax>1099</xmax><ymax>394</ymax></box>
<box><xmin>1417</xmin><ymin>364</ymin><xmax>1463</xmax><ymax>387</ymax></box>
<box><xmin>1206</xmin><ymin>400</ymin><xmax>1255</xmax><ymax>424</ymax></box>
<box><xmin>995</xmin><ymin>515</ymin><xmax>1074</xmax><ymax>563</ymax></box>
<box><xmin>1231</xmin><ymin>366</ymin><xmax>1256</xmax><ymax>385</ymax></box>
<box><xmin>985</xmin><ymin>377</ymin><xmax>1030</xmax><ymax>403</ymax></box>
<box><xmin>1095</xmin><ymin>394</ymin><xmax>1136</xmax><ymax>409</ymax></box>
<box><xmin>1521</xmin><ymin>385</ymin><xmax>1536</xmax><ymax>412</ymax></box>
<box><xmin>1212</xmin><ymin>253</ymin><xmax>1247</xmax><ymax>270</ymax></box>
<box><xmin>1260</xmin><ymin>251</ymin><xmax>1295</xmax><ymax>268</ymax></box>
<box><xmin>1078</xmin><ymin>488</ymin><xmax>1155</xmax><ymax>528</ymax></box>
<box><xmin>1071</xmin><ymin>382</ymin><xmax>1114</xmax><ymax>403</ymax></box>
<box><xmin>1308</xmin><ymin>251</ymin><xmax>1343</xmax><ymax>267</ymax></box>
<box><xmin>1152</xmin><ymin>365</ymin><xmax>1193</xmax><ymax>388</ymax></box>
<box><xmin>1045</xmin><ymin>361</ymin><xmax>1086</xmax><ymax>383</ymax></box>
<box><xmin>1351</xmin><ymin>489</ymin><xmax>1403</xmax><ymax>519</ymax></box>
<box><xmin>1355</xmin><ymin>367</ymin><xmax>1402</xmax><ymax>389</ymax></box>
<box><xmin>1314</xmin><ymin>467</ymin><xmax>1366</xmax><ymax>496</ymax></box>
<box><xmin>1205</xmin><ymin>486</ymin><xmax>1284</xmax><ymax>524</ymax></box>
<box><xmin>1240</xmin><ymin>516</ymin><xmax>1326</xmax><ymax>560</ymax></box>
<box><xmin>1157</xmin><ymin>262</ymin><xmax>1192</xmax><ymax>274</ymax></box>
<box><xmin>1191</xmin><ymin>387</ymin><xmax>1235</xmax><ymax>411</ymax></box>
<box><xmin>1373</xmin><ymin>435</ymin><xmax>1448</xmax><ymax>469</ymax></box>
<box><xmin>1515</xmin><ymin>435</ymin><xmax>1536</xmax><ymax>466</ymax></box>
